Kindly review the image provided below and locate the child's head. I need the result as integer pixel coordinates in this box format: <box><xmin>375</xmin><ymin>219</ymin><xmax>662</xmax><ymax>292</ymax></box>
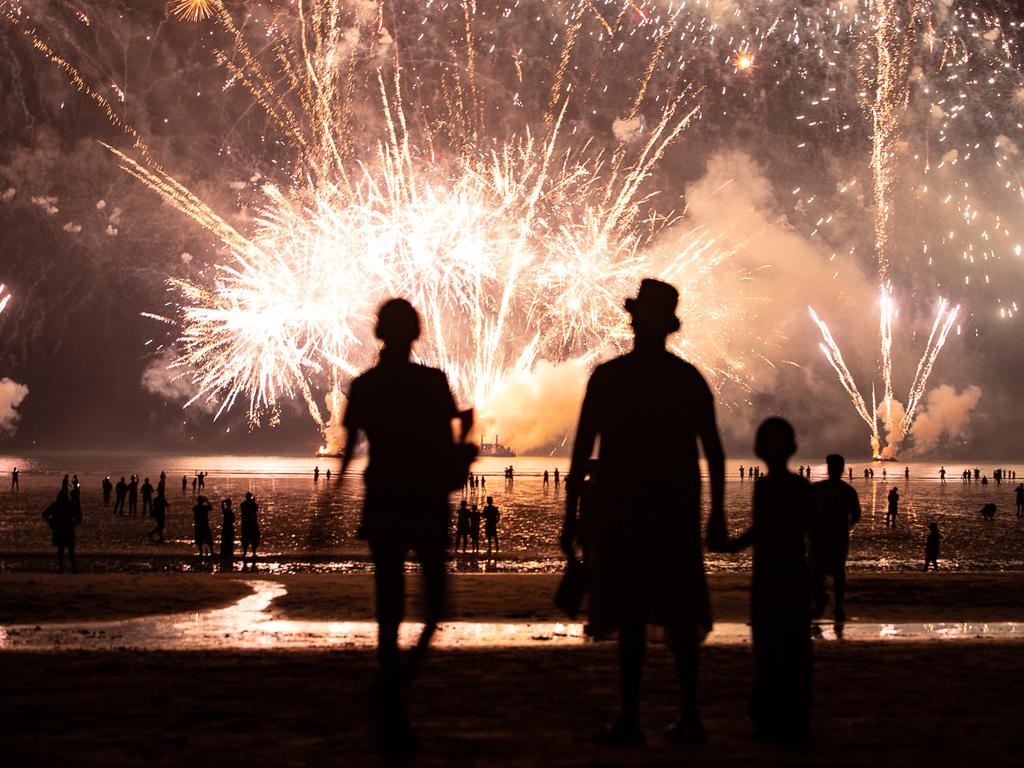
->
<box><xmin>928</xmin><ymin>522</ymin><xmax>939</xmax><ymax>533</ymax></box>
<box><xmin>755</xmin><ymin>418</ymin><xmax>797</xmax><ymax>468</ymax></box>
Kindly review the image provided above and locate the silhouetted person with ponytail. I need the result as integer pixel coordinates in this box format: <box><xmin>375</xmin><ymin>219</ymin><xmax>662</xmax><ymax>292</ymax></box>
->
<box><xmin>340</xmin><ymin>297</ymin><xmax>470</xmax><ymax>753</ymax></box>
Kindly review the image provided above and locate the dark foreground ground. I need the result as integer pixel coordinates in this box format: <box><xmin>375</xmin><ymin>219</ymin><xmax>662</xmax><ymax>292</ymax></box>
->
<box><xmin>3</xmin><ymin>642</ymin><xmax>1021</xmax><ymax>767</ymax></box>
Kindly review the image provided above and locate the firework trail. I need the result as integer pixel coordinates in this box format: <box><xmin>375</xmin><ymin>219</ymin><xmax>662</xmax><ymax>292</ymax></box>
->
<box><xmin>0</xmin><ymin>285</ymin><xmax>10</xmax><ymax>315</ymax></box>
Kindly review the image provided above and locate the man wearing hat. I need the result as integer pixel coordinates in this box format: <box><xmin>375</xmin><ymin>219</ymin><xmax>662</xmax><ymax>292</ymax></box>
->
<box><xmin>562</xmin><ymin>278</ymin><xmax>726</xmax><ymax>745</ymax></box>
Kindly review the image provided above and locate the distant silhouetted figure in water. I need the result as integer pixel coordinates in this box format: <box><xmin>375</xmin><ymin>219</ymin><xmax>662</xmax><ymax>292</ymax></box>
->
<box><xmin>470</xmin><ymin>504</ymin><xmax>481</xmax><ymax>553</ymax></box>
<box><xmin>981</xmin><ymin>475</ymin><xmax>989</xmax><ymax>486</ymax></box>
<box><xmin>810</xmin><ymin>454</ymin><xmax>861</xmax><ymax>622</ymax></box>
<box><xmin>710</xmin><ymin>418</ymin><xmax>813</xmax><ymax>744</ymax></box>
<box><xmin>483</xmin><ymin>496</ymin><xmax>500</xmax><ymax>554</ymax></box>
<box><xmin>740</xmin><ymin>465</ymin><xmax>745</xmax><ymax>481</ymax></box>
<box><xmin>193</xmin><ymin>496</ymin><xmax>215</xmax><ymax>556</ymax></box>
<box><xmin>196</xmin><ymin>471</ymin><xmax>206</xmax><ymax>491</ymax></box>
<box><xmin>340</xmin><ymin>297</ymin><xmax>470</xmax><ymax>752</ymax></box>
<box><xmin>848</xmin><ymin>467</ymin><xmax>853</xmax><ymax>482</ymax></box>
<box><xmin>314</xmin><ymin>466</ymin><xmax>320</xmax><ymax>482</ymax></box>
<box><xmin>141</xmin><ymin>477</ymin><xmax>154</xmax><ymax>517</ymax></box>
<box><xmin>182</xmin><ymin>475</ymin><xmax>188</xmax><ymax>493</ymax></box>
<box><xmin>563</xmin><ymin>279</ymin><xmax>725</xmax><ymax>746</ymax></box>
<box><xmin>325</xmin><ymin>468</ymin><xmax>331</xmax><ymax>481</ymax></box>
<box><xmin>554</xmin><ymin>468</ymin><xmax>560</xmax><ymax>487</ymax></box>
<box><xmin>904</xmin><ymin>466</ymin><xmax>910</xmax><ymax>480</ymax></box>
<box><xmin>886</xmin><ymin>486</ymin><xmax>900</xmax><ymax>527</ymax></box>
<box><xmin>924</xmin><ymin>523</ymin><xmax>941</xmax><ymax>570</ymax></box>
<box><xmin>240</xmin><ymin>492</ymin><xmax>260</xmax><ymax>564</ymax></box>
<box><xmin>191</xmin><ymin>476</ymin><xmax>197</xmax><ymax>494</ymax></box>
<box><xmin>128</xmin><ymin>475</ymin><xmax>139</xmax><ymax>516</ymax></box>
<box><xmin>1016</xmin><ymin>484</ymin><xmax>1024</xmax><ymax>517</ymax></box>
<box><xmin>148</xmin><ymin>488</ymin><xmax>168</xmax><ymax>543</ymax></box>
<box><xmin>940</xmin><ymin>466</ymin><xmax>946</xmax><ymax>484</ymax></box>
<box><xmin>11</xmin><ymin>467</ymin><xmax>18</xmax><ymax>491</ymax></box>
<box><xmin>114</xmin><ymin>476</ymin><xmax>127</xmax><ymax>515</ymax></box>
<box><xmin>102</xmin><ymin>476</ymin><xmax>112</xmax><ymax>506</ymax></box>
<box><xmin>980</xmin><ymin>503</ymin><xmax>997</xmax><ymax>521</ymax></box>
<box><xmin>455</xmin><ymin>500</ymin><xmax>471</xmax><ymax>552</ymax></box>
<box><xmin>219</xmin><ymin>498</ymin><xmax>235</xmax><ymax>563</ymax></box>
<box><xmin>43</xmin><ymin>488</ymin><xmax>82</xmax><ymax>573</ymax></box>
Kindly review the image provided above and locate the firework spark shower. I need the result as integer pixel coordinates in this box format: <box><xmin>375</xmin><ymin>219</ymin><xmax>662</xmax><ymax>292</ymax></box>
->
<box><xmin>3</xmin><ymin>0</ymin><xmax>1022</xmax><ymax>455</ymax></box>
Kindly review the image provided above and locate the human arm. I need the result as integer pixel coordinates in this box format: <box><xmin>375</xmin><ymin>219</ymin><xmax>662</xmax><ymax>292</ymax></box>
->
<box><xmin>695</xmin><ymin>376</ymin><xmax>728</xmax><ymax>551</ymax></box>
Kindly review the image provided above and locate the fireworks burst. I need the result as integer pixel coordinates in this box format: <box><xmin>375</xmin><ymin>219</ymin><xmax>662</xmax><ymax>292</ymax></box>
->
<box><xmin>170</xmin><ymin>0</ymin><xmax>216</xmax><ymax>23</ymax></box>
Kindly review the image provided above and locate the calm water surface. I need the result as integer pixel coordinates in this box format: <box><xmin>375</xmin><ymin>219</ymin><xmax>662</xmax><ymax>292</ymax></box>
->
<box><xmin>1</xmin><ymin>453</ymin><xmax>1022</xmax><ymax>572</ymax></box>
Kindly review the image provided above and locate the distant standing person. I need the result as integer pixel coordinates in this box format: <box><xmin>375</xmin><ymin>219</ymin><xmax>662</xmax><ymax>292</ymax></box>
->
<box><xmin>482</xmin><ymin>496</ymin><xmax>500</xmax><ymax>554</ymax></box>
<box><xmin>710</xmin><ymin>418</ymin><xmax>813</xmax><ymax>743</ymax></box>
<box><xmin>148</xmin><ymin>488</ymin><xmax>168</xmax><ymax>543</ymax></box>
<box><xmin>924</xmin><ymin>523</ymin><xmax>941</xmax><ymax>571</ymax></box>
<box><xmin>314</xmin><ymin>466</ymin><xmax>320</xmax><ymax>482</ymax></box>
<box><xmin>128</xmin><ymin>475</ymin><xmax>139</xmax><ymax>516</ymax></box>
<box><xmin>811</xmin><ymin>454</ymin><xmax>861</xmax><ymax>621</ymax></box>
<box><xmin>455</xmin><ymin>500</ymin><xmax>470</xmax><ymax>552</ymax></box>
<box><xmin>562</xmin><ymin>279</ymin><xmax>725</xmax><ymax>745</ymax></box>
<box><xmin>114</xmin><ymin>476</ymin><xmax>128</xmax><ymax>515</ymax></box>
<box><xmin>141</xmin><ymin>477</ymin><xmax>154</xmax><ymax>517</ymax></box>
<box><xmin>904</xmin><ymin>467</ymin><xmax>910</xmax><ymax>480</ymax></box>
<box><xmin>196</xmin><ymin>471</ymin><xmax>206</xmax><ymax>491</ymax></box>
<box><xmin>191</xmin><ymin>476</ymin><xmax>197</xmax><ymax>494</ymax></box>
<box><xmin>939</xmin><ymin>466</ymin><xmax>946</xmax><ymax>484</ymax></box>
<box><xmin>240</xmin><ymin>492</ymin><xmax>260</xmax><ymax>564</ymax></box>
<box><xmin>11</xmin><ymin>467</ymin><xmax>18</xmax><ymax>491</ymax></box>
<box><xmin>740</xmin><ymin>465</ymin><xmax>745</xmax><ymax>481</ymax></box>
<box><xmin>553</xmin><ymin>468</ymin><xmax>560</xmax><ymax>486</ymax></box>
<box><xmin>219</xmin><ymin>498</ymin><xmax>235</xmax><ymax>564</ymax></box>
<box><xmin>1016</xmin><ymin>483</ymin><xmax>1024</xmax><ymax>517</ymax></box>
<box><xmin>886</xmin><ymin>486</ymin><xmax>900</xmax><ymax>527</ymax></box>
<box><xmin>102</xmin><ymin>476</ymin><xmax>112</xmax><ymax>506</ymax></box>
<box><xmin>42</xmin><ymin>488</ymin><xmax>82</xmax><ymax>573</ymax></box>
<box><xmin>182</xmin><ymin>474</ymin><xmax>188</xmax><ymax>493</ymax></box>
<box><xmin>193</xmin><ymin>496</ymin><xmax>215</xmax><ymax>556</ymax></box>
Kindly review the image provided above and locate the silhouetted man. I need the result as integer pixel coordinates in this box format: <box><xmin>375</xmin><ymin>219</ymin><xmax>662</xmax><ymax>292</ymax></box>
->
<box><xmin>562</xmin><ymin>279</ymin><xmax>725</xmax><ymax>746</ymax></box>
<box><xmin>886</xmin><ymin>486</ymin><xmax>900</xmax><ymax>526</ymax></box>
<box><xmin>810</xmin><ymin>454</ymin><xmax>861</xmax><ymax>621</ymax></box>
<box><xmin>340</xmin><ymin>298</ymin><xmax>468</xmax><ymax>752</ymax></box>
<box><xmin>482</xmin><ymin>496</ymin><xmax>500</xmax><ymax>554</ymax></box>
<box><xmin>114</xmin><ymin>476</ymin><xmax>128</xmax><ymax>515</ymax></box>
<box><xmin>10</xmin><ymin>467</ymin><xmax>18</xmax><ymax>491</ymax></box>
<box><xmin>127</xmin><ymin>475</ymin><xmax>139</xmax><ymax>516</ymax></box>
<box><xmin>42</xmin><ymin>488</ymin><xmax>82</xmax><ymax>573</ymax></box>
<box><xmin>148</xmin><ymin>488</ymin><xmax>168</xmax><ymax>543</ymax></box>
<box><xmin>141</xmin><ymin>477</ymin><xmax>154</xmax><ymax>517</ymax></box>
<box><xmin>240</xmin><ymin>492</ymin><xmax>260</xmax><ymax>564</ymax></box>
<box><xmin>102</xmin><ymin>476</ymin><xmax>112</xmax><ymax>506</ymax></box>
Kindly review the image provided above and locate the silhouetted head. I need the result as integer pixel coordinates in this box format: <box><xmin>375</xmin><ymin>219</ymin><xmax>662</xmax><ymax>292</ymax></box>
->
<box><xmin>222</xmin><ymin>498</ymin><xmax>232</xmax><ymax>510</ymax></box>
<box><xmin>486</xmin><ymin>496</ymin><xmax>493</xmax><ymax>504</ymax></box>
<box><xmin>197</xmin><ymin>495</ymin><xmax>207</xmax><ymax>504</ymax></box>
<box><xmin>145</xmin><ymin>477</ymin><xmax>150</xmax><ymax>483</ymax></box>
<box><xmin>245</xmin><ymin>492</ymin><xmax>253</xmax><ymax>500</ymax></box>
<box><xmin>826</xmin><ymin>454</ymin><xmax>845</xmax><ymax>479</ymax></box>
<box><xmin>754</xmin><ymin>417</ymin><xmax>797</xmax><ymax>467</ymax></box>
<box><xmin>624</xmin><ymin>279</ymin><xmax>681</xmax><ymax>338</ymax></box>
<box><xmin>929</xmin><ymin>522</ymin><xmax>939</xmax><ymax>532</ymax></box>
<box><xmin>375</xmin><ymin>298</ymin><xmax>420</xmax><ymax>348</ymax></box>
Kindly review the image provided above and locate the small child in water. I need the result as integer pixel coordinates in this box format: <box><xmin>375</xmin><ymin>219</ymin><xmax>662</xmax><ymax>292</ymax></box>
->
<box><xmin>924</xmin><ymin>523</ymin><xmax>940</xmax><ymax>571</ymax></box>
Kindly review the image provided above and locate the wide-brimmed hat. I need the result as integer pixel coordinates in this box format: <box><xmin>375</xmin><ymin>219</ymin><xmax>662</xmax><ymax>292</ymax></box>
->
<box><xmin>624</xmin><ymin>278</ymin><xmax>681</xmax><ymax>333</ymax></box>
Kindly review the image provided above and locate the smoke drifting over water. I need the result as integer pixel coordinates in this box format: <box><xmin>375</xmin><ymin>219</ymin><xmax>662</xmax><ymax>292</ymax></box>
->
<box><xmin>908</xmin><ymin>384</ymin><xmax>983</xmax><ymax>455</ymax></box>
<box><xmin>0</xmin><ymin>378</ymin><xmax>29</xmax><ymax>437</ymax></box>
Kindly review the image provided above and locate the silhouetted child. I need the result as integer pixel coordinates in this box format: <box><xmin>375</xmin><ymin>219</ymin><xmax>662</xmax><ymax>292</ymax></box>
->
<box><xmin>980</xmin><ymin>503</ymin><xmax>997</xmax><ymax>521</ymax></box>
<box><xmin>455</xmin><ymin>500</ymin><xmax>470</xmax><ymax>552</ymax></box>
<box><xmin>710</xmin><ymin>417</ymin><xmax>813</xmax><ymax>743</ymax></box>
<box><xmin>924</xmin><ymin>523</ymin><xmax>940</xmax><ymax>571</ymax></box>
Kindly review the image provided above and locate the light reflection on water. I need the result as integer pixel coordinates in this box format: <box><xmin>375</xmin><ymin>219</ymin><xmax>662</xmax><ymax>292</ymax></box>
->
<box><xmin>1</xmin><ymin>580</ymin><xmax>1022</xmax><ymax>652</ymax></box>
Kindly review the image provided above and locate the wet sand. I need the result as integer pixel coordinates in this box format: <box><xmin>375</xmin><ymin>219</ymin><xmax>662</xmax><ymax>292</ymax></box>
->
<box><xmin>4</xmin><ymin>643</ymin><xmax>1022</xmax><ymax>767</ymax></box>
<box><xmin>3</xmin><ymin>571</ymin><xmax>1024</xmax><ymax>625</ymax></box>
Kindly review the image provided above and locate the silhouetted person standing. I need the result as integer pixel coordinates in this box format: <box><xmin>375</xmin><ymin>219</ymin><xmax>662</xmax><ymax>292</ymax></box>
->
<box><xmin>102</xmin><ymin>476</ymin><xmax>112</xmax><ymax>506</ymax></box>
<box><xmin>924</xmin><ymin>523</ymin><xmax>940</xmax><ymax>570</ymax></box>
<box><xmin>483</xmin><ymin>496</ymin><xmax>500</xmax><ymax>554</ymax></box>
<box><xmin>141</xmin><ymin>477</ymin><xmax>154</xmax><ymax>517</ymax></box>
<box><xmin>340</xmin><ymin>297</ymin><xmax>467</xmax><ymax>751</ymax></box>
<box><xmin>193</xmin><ymin>496</ymin><xmax>215</xmax><ymax>556</ymax></box>
<box><xmin>196</xmin><ymin>471</ymin><xmax>206</xmax><ymax>491</ymax></box>
<box><xmin>710</xmin><ymin>418</ymin><xmax>813</xmax><ymax>743</ymax></box>
<box><xmin>240</xmin><ymin>492</ymin><xmax>260</xmax><ymax>564</ymax></box>
<box><xmin>314</xmin><ymin>466</ymin><xmax>320</xmax><ymax>483</ymax></box>
<box><xmin>455</xmin><ymin>500</ymin><xmax>470</xmax><ymax>552</ymax></box>
<box><xmin>182</xmin><ymin>475</ymin><xmax>188</xmax><ymax>493</ymax></box>
<box><xmin>148</xmin><ymin>488</ymin><xmax>168</xmax><ymax>543</ymax></box>
<box><xmin>42</xmin><ymin>489</ymin><xmax>82</xmax><ymax>573</ymax></box>
<box><xmin>554</xmin><ymin>467</ymin><xmax>560</xmax><ymax>487</ymax></box>
<box><xmin>11</xmin><ymin>467</ymin><xmax>18</xmax><ymax>491</ymax></box>
<box><xmin>128</xmin><ymin>475</ymin><xmax>139</xmax><ymax>516</ymax></box>
<box><xmin>939</xmin><ymin>466</ymin><xmax>946</xmax><ymax>484</ymax></box>
<box><xmin>886</xmin><ymin>486</ymin><xmax>900</xmax><ymax>527</ymax></box>
<box><xmin>114</xmin><ymin>476</ymin><xmax>128</xmax><ymax>515</ymax></box>
<box><xmin>219</xmin><ymin>498</ymin><xmax>235</xmax><ymax>564</ymax></box>
<box><xmin>562</xmin><ymin>279</ymin><xmax>725</xmax><ymax>746</ymax></box>
<box><xmin>811</xmin><ymin>454</ymin><xmax>861</xmax><ymax>621</ymax></box>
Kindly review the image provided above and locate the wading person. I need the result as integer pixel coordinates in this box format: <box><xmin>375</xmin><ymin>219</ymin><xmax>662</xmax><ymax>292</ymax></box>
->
<box><xmin>886</xmin><ymin>486</ymin><xmax>900</xmax><ymax>527</ymax></box>
<box><xmin>141</xmin><ymin>477</ymin><xmax>154</xmax><ymax>517</ymax></box>
<box><xmin>709</xmin><ymin>418</ymin><xmax>814</xmax><ymax>743</ymax></box>
<box><xmin>193</xmin><ymin>495</ymin><xmax>215</xmax><ymax>556</ymax></box>
<box><xmin>42</xmin><ymin>488</ymin><xmax>82</xmax><ymax>573</ymax></box>
<box><xmin>340</xmin><ymin>297</ymin><xmax>472</xmax><ymax>752</ymax></box>
<box><xmin>102</xmin><ymin>476</ymin><xmax>112</xmax><ymax>506</ymax></box>
<box><xmin>148</xmin><ymin>487</ymin><xmax>168</xmax><ymax>543</ymax></box>
<box><xmin>240</xmin><ymin>492</ymin><xmax>260</xmax><ymax>564</ymax></box>
<box><xmin>810</xmin><ymin>454</ymin><xmax>861</xmax><ymax>621</ymax></box>
<box><xmin>562</xmin><ymin>278</ymin><xmax>726</xmax><ymax>746</ymax></box>
<box><xmin>219</xmin><ymin>498</ymin><xmax>235</xmax><ymax>564</ymax></box>
<box><xmin>483</xmin><ymin>496</ymin><xmax>500</xmax><ymax>554</ymax></box>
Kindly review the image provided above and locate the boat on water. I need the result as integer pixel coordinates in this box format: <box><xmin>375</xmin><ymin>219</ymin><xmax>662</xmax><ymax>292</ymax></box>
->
<box><xmin>479</xmin><ymin>435</ymin><xmax>516</xmax><ymax>458</ymax></box>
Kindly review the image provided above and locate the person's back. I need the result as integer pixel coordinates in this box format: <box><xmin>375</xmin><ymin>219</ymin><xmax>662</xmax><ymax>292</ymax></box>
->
<box><xmin>812</xmin><ymin>477</ymin><xmax>860</xmax><ymax>556</ymax></box>
<box><xmin>240</xmin><ymin>496</ymin><xmax>258</xmax><ymax>530</ymax></box>
<box><xmin>483</xmin><ymin>502</ymin><xmax>499</xmax><ymax>529</ymax></box>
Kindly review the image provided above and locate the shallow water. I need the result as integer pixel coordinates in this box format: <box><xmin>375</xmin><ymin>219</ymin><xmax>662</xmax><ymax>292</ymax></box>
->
<box><xmin>2</xmin><ymin>579</ymin><xmax>1021</xmax><ymax>652</ymax></box>
<box><xmin>2</xmin><ymin>453</ymin><xmax>1023</xmax><ymax>572</ymax></box>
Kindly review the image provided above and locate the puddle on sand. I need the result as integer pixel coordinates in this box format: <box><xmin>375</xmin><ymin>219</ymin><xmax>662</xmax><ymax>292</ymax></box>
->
<box><xmin>1</xmin><ymin>580</ymin><xmax>1022</xmax><ymax>651</ymax></box>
